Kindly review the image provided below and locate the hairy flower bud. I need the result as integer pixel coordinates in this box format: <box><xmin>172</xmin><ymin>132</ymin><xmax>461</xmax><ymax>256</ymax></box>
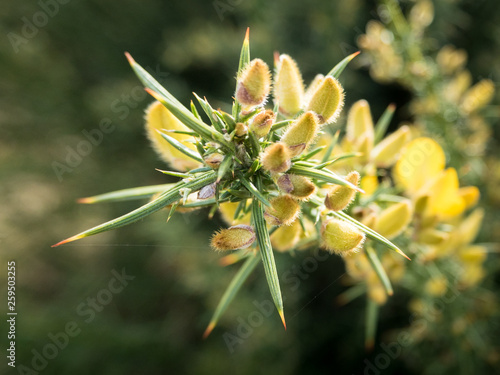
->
<box><xmin>211</xmin><ymin>225</ymin><xmax>256</xmax><ymax>251</ymax></box>
<box><xmin>306</xmin><ymin>76</ymin><xmax>344</xmax><ymax>124</ymax></box>
<box><xmin>321</xmin><ymin>219</ymin><xmax>365</xmax><ymax>255</ymax></box>
<box><xmin>371</xmin><ymin>126</ymin><xmax>411</xmax><ymax>168</ymax></box>
<box><xmin>235</xmin><ymin>58</ymin><xmax>271</xmax><ymax>107</ymax></box>
<box><xmin>204</xmin><ymin>153</ymin><xmax>224</xmax><ymax>169</ymax></box>
<box><xmin>277</xmin><ymin>174</ymin><xmax>316</xmax><ymax>200</ymax></box>
<box><xmin>461</xmin><ymin>79</ymin><xmax>495</xmax><ymax>114</ymax></box>
<box><xmin>145</xmin><ymin>101</ymin><xmax>201</xmax><ymax>171</ymax></box>
<box><xmin>375</xmin><ymin>201</ymin><xmax>413</xmax><ymax>239</ymax></box>
<box><xmin>261</xmin><ymin>142</ymin><xmax>291</xmax><ymax>173</ymax></box>
<box><xmin>346</xmin><ymin>100</ymin><xmax>374</xmax><ymax>151</ymax></box>
<box><xmin>250</xmin><ymin>109</ymin><xmax>275</xmax><ymax>138</ymax></box>
<box><xmin>280</xmin><ymin>111</ymin><xmax>319</xmax><ymax>157</ymax></box>
<box><xmin>273</xmin><ymin>54</ymin><xmax>304</xmax><ymax>117</ymax></box>
<box><xmin>264</xmin><ymin>195</ymin><xmax>300</xmax><ymax>226</ymax></box>
<box><xmin>324</xmin><ymin>171</ymin><xmax>360</xmax><ymax>211</ymax></box>
<box><xmin>304</xmin><ymin>74</ymin><xmax>324</xmax><ymax>103</ymax></box>
<box><xmin>235</xmin><ymin>122</ymin><xmax>248</xmax><ymax>137</ymax></box>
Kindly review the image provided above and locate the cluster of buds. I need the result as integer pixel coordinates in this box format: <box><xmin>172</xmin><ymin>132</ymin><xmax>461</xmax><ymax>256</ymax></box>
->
<box><xmin>54</xmin><ymin>29</ymin><xmax>421</xmax><ymax>339</ymax></box>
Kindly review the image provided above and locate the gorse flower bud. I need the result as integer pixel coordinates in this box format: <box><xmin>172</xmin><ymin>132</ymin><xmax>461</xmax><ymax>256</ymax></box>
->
<box><xmin>145</xmin><ymin>101</ymin><xmax>201</xmax><ymax>171</ymax></box>
<box><xmin>306</xmin><ymin>76</ymin><xmax>344</xmax><ymax>124</ymax></box>
<box><xmin>375</xmin><ymin>201</ymin><xmax>413</xmax><ymax>239</ymax></box>
<box><xmin>273</xmin><ymin>54</ymin><xmax>304</xmax><ymax>117</ymax></box>
<box><xmin>324</xmin><ymin>171</ymin><xmax>360</xmax><ymax>211</ymax></box>
<box><xmin>211</xmin><ymin>225</ymin><xmax>256</xmax><ymax>251</ymax></box>
<box><xmin>280</xmin><ymin>111</ymin><xmax>319</xmax><ymax>157</ymax></box>
<box><xmin>321</xmin><ymin>218</ymin><xmax>365</xmax><ymax>255</ymax></box>
<box><xmin>235</xmin><ymin>122</ymin><xmax>248</xmax><ymax>137</ymax></box>
<box><xmin>304</xmin><ymin>74</ymin><xmax>324</xmax><ymax>103</ymax></box>
<box><xmin>264</xmin><ymin>195</ymin><xmax>300</xmax><ymax>226</ymax></box>
<box><xmin>204</xmin><ymin>152</ymin><xmax>224</xmax><ymax>169</ymax></box>
<box><xmin>346</xmin><ymin>100</ymin><xmax>374</xmax><ymax>149</ymax></box>
<box><xmin>277</xmin><ymin>174</ymin><xmax>316</xmax><ymax>200</ymax></box>
<box><xmin>371</xmin><ymin>125</ymin><xmax>411</xmax><ymax>168</ymax></box>
<box><xmin>250</xmin><ymin>109</ymin><xmax>275</xmax><ymax>138</ymax></box>
<box><xmin>235</xmin><ymin>58</ymin><xmax>271</xmax><ymax>107</ymax></box>
<box><xmin>261</xmin><ymin>142</ymin><xmax>291</xmax><ymax>173</ymax></box>
<box><xmin>461</xmin><ymin>79</ymin><xmax>495</xmax><ymax>114</ymax></box>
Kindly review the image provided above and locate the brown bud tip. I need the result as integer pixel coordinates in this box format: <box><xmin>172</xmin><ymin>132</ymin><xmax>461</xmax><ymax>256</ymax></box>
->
<box><xmin>236</xmin><ymin>58</ymin><xmax>271</xmax><ymax>107</ymax></box>
<box><xmin>264</xmin><ymin>195</ymin><xmax>301</xmax><ymax>226</ymax></box>
<box><xmin>321</xmin><ymin>218</ymin><xmax>365</xmax><ymax>255</ymax></box>
<box><xmin>261</xmin><ymin>142</ymin><xmax>291</xmax><ymax>173</ymax></box>
<box><xmin>250</xmin><ymin>110</ymin><xmax>276</xmax><ymax>138</ymax></box>
<box><xmin>204</xmin><ymin>153</ymin><xmax>225</xmax><ymax>169</ymax></box>
<box><xmin>211</xmin><ymin>225</ymin><xmax>256</xmax><ymax>251</ymax></box>
<box><xmin>235</xmin><ymin>122</ymin><xmax>248</xmax><ymax>137</ymax></box>
<box><xmin>324</xmin><ymin>171</ymin><xmax>360</xmax><ymax>211</ymax></box>
<box><xmin>277</xmin><ymin>174</ymin><xmax>316</xmax><ymax>200</ymax></box>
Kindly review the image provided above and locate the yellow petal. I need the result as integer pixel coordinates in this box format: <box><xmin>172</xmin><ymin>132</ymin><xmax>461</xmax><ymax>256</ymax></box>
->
<box><xmin>375</xmin><ymin>200</ymin><xmax>413</xmax><ymax>239</ymax></box>
<box><xmin>218</xmin><ymin>202</ymin><xmax>251</xmax><ymax>225</ymax></box>
<box><xmin>458</xmin><ymin>186</ymin><xmax>480</xmax><ymax>210</ymax></box>
<box><xmin>145</xmin><ymin>101</ymin><xmax>201</xmax><ymax>171</ymax></box>
<box><xmin>271</xmin><ymin>219</ymin><xmax>302</xmax><ymax>252</ymax></box>
<box><xmin>426</xmin><ymin>168</ymin><xmax>466</xmax><ymax>218</ymax></box>
<box><xmin>360</xmin><ymin>175</ymin><xmax>379</xmax><ymax>196</ymax></box>
<box><xmin>393</xmin><ymin>137</ymin><xmax>445</xmax><ymax>195</ymax></box>
<box><xmin>371</xmin><ymin>126</ymin><xmax>411</xmax><ymax>168</ymax></box>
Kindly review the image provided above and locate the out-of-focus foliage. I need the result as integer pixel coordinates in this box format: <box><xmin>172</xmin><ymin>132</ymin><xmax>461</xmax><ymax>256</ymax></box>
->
<box><xmin>356</xmin><ymin>1</ymin><xmax>500</xmax><ymax>374</ymax></box>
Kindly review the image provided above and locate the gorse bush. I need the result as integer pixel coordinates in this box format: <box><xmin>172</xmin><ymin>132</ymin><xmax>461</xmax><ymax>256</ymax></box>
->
<box><xmin>54</xmin><ymin>25</ymin><xmax>489</xmax><ymax>356</ymax></box>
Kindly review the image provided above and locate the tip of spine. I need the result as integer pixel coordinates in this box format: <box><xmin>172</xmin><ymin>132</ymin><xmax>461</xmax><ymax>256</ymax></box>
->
<box><xmin>145</xmin><ymin>88</ymin><xmax>160</xmax><ymax>101</ymax></box>
<box><xmin>124</xmin><ymin>52</ymin><xmax>135</xmax><ymax>65</ymax></box>
<box><xmin>76</xmin><ymin>197</ymin><xmax>94</xmax><ymax>204</ymax></box>
<box><xmin>279</xmin><ymin>310</ymin><xmax>287</xmax><ymax>330</ymax></box>
<box><xmin>350</xmin><ymin>51</ymin><xmax>361</xmax><ymax>59</ymax></box>
<box><xmin>388</xmin><ymin>103</ymin><xmax>396</xmax><ymax>111</ymax></box>
<box><xmin>273</xmin><ymin>51</ymin><xmax>280</xmax><ymax>67</ymax></box>
<box><xmin>202</xmin><ymin>322</ymin><xmax>215</xmax><ymax>339</ymax></box>
<box><xmin>51</xmin><ymin>234</ymin><xmax>83</xmax><ymax>248</ymax></box>
<box><xmin>244</xmin><ymin>27</ymin><xmax>250</xmax><ymax>43</ymax></box>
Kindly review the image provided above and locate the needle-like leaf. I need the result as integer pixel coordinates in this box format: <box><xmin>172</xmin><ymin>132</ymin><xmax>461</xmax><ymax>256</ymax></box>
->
<box><xmin>374</xmin><ymin>103</ymin><xmax>396</xmax><ymax>144</ymax></box>
<box><xmin>331</xmin><ymin>211</ymin><xmax>411</xmax><ymax>260</ymax></box>
<box><xmin>157</xmin><ymin>131</ymin><xmax>204</xmax><ymax>163</ymax></box>
<box><xmin>77</xmin><ymin>184</ymin><xmax>175</xmax><ymax>204</ymax></box>
<box><xmin>365</xmin><ymin>298</ymin><xmax>379</xmax><ymax>351</ymax></box>
<box><xmin>327</xmin><ymin>51</ymin><xmax>361</xmax><ymax>79</ymax></box>
<box><xmin>365</xmin><ymin>245</ymin><xmax>394</xmax><ymax>296</ymax></box>
<box><xmin>125</xmin><ymin>52</ymin><xmax>233</xmax><ymax>151</ymax></box>
<box><xmin>289</xmin><ymin>165</ymin><xmax>365</xmax><ymax>193</ymax></box>
<box><xmin>53</xmin><ymin>171</ymin><xmax>217</xmax><ymax>247</ymax></box>
<box><xmin>252</xmin><ymin>191</ymin><xmax>286</xmax><ymax>329</ymax></box>
<box><xmin>203</xmin><ymin>254</ymin><xmax>260</xmax><ymax>338</ymax></box>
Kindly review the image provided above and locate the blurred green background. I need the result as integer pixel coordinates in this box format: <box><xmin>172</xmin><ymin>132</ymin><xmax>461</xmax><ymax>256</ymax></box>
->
<box><xmin>1</xmin><ymin>0</ymin><xmax>499</xmax><ymax>374</ymax></box>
